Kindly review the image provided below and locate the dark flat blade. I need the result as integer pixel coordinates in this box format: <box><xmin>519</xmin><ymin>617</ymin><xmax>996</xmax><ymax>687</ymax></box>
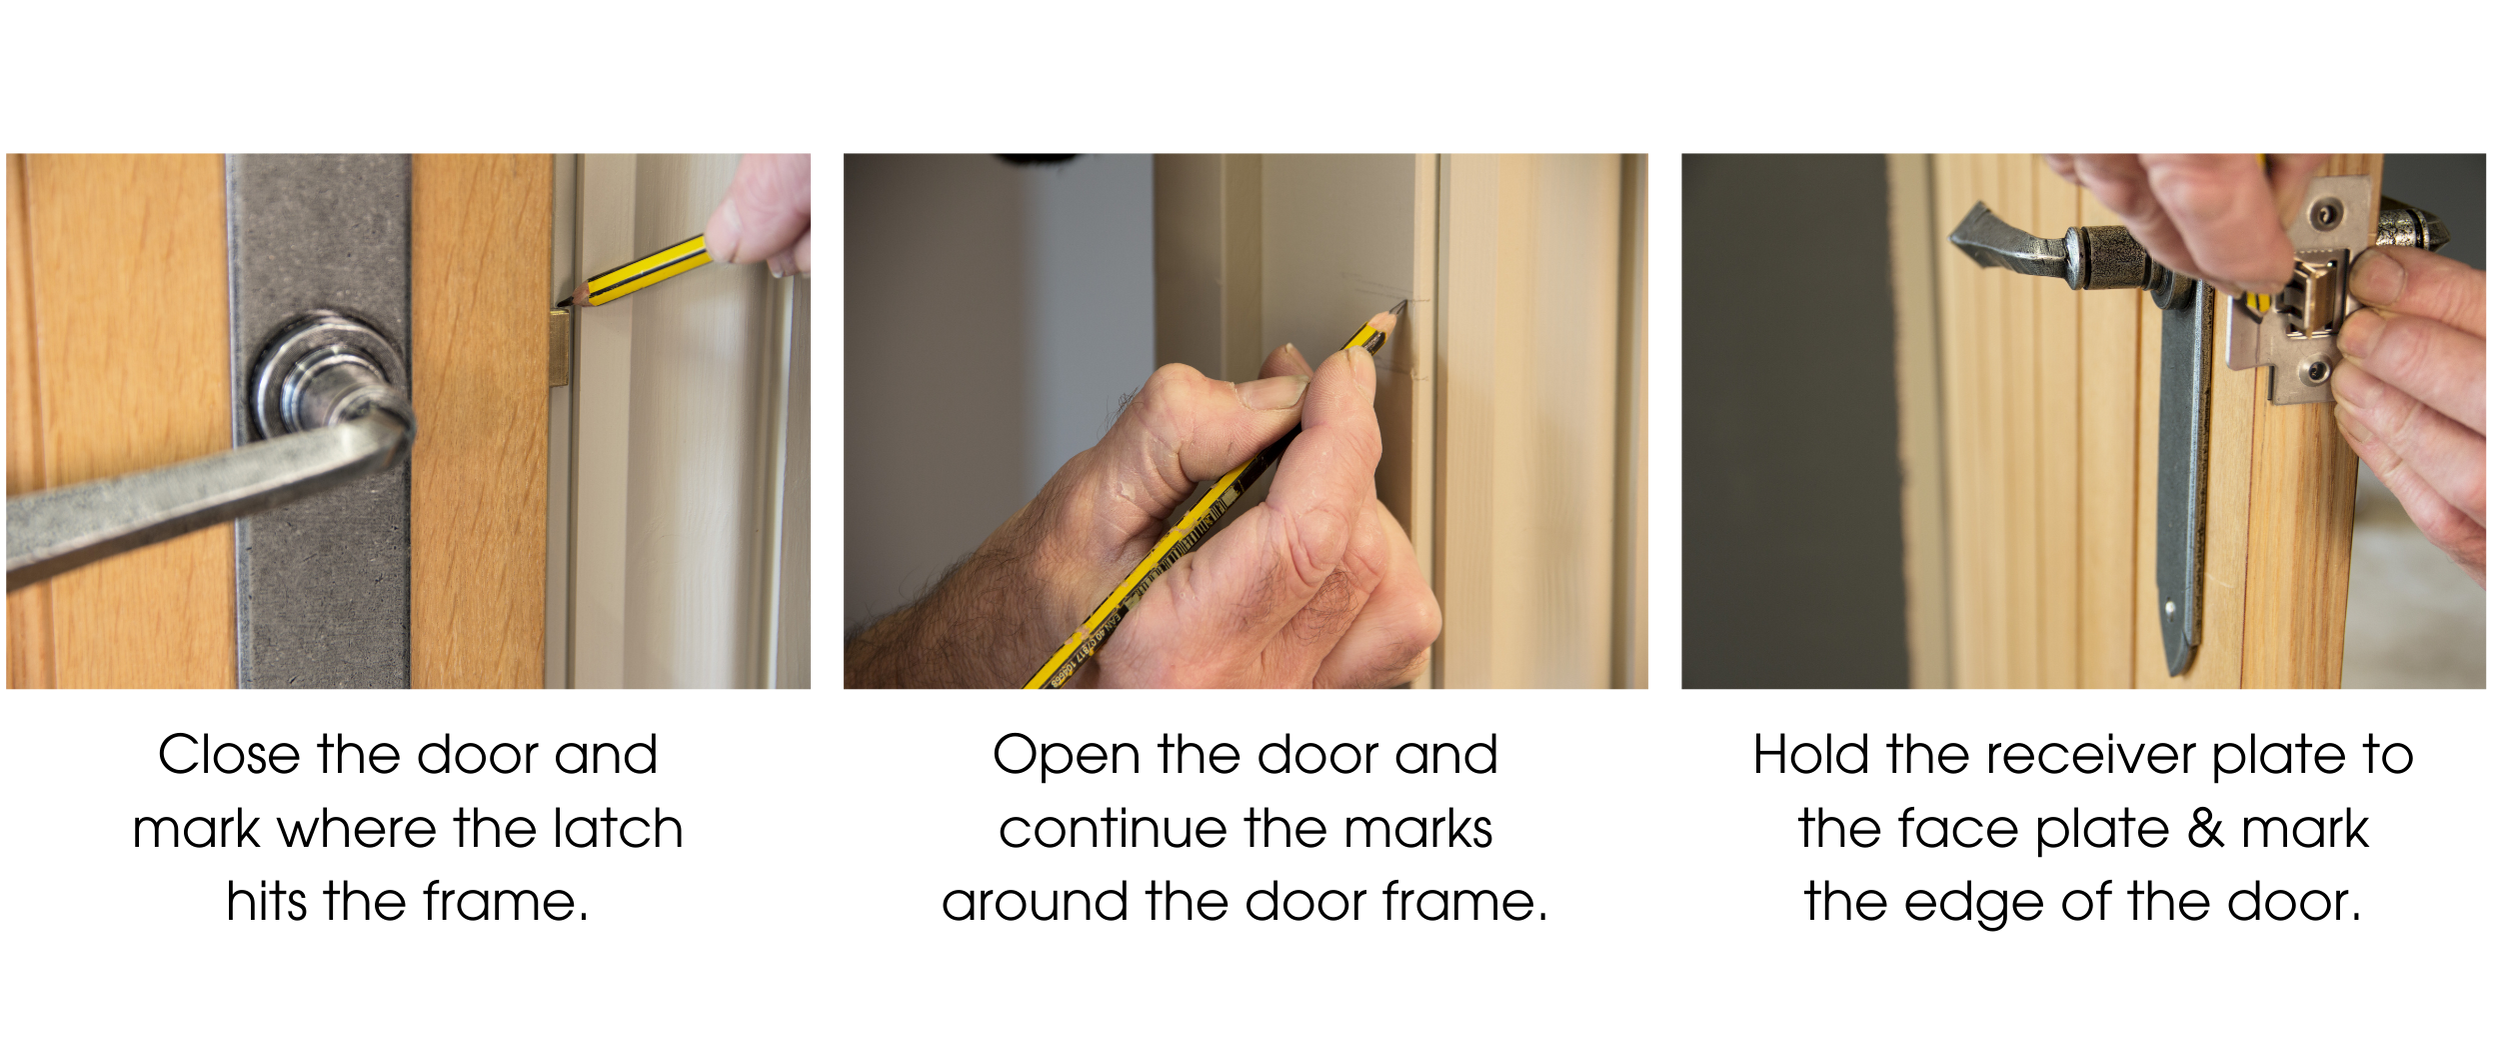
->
<box><xmin>2155</xmin><ymin>283</ymin><xmax>2213</xmax><ymax>676</ymax></box>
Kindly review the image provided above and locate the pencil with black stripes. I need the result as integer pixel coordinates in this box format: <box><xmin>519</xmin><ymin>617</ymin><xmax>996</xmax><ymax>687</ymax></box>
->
<box><xmin>556</xmin><ymin>233</ymin><xmax>712</xmax><ymax>308</ymax></box>
<box><xmin>1024</xmin><ymin>300</ymin><xmax>1406</xmax><ymax>689</ymax></box>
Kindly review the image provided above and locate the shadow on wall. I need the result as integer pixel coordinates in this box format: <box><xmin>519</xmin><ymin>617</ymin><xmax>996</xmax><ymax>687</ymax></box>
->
<box><xmin>1682</xmin><ymin>155</ymin><xmax>1908</xmax><ymax>687</ymax></box>
<box><xmin>844</xmin><ymin>155</ymin><xmax>1155</xmax><ymax>631</ymax></box>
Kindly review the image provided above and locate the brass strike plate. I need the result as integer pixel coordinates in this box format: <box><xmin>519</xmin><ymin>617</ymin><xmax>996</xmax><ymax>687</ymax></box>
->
<box><xmin>548</xmin><ymin>307</ymin><xmax>572</xmax><ymax>387</ymax></box>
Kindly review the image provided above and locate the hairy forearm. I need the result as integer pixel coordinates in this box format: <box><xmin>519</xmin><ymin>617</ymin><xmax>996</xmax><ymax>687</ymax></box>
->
<box><xmin>840</xmin><ymin>504</ymin><xmax>1065</xmax><ymax>689</ymax></box>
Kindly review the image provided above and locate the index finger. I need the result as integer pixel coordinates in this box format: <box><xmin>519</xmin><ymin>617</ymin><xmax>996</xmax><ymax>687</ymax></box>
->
<box><xmin>2042</xmin><ymin>154</ymin><xmax>2080</xmax><ymax>184</ymax></box>
<box><xmin>2140</xmin><ymin>154</ymin><xmax>2301</xmax><ymax>294</ymax></box>
<box><xmin>2071</xmin><ymin>154</ymin><xmax>2254</xmax><ymax>293</ymax></box>
<box><xmin>705</xmin><ymin>154</ymin><xmax>811</xmax><ymax>266</ymax></box>
<box><xmin>1259</xmin><ymin>342</ymin><xmax>1314</xmax><ymax>380</ymax></box>
<box><xmin>2350</xmin><ymin>246</ymin><xmax>2486</xmax><ymax>339</ymax></box>
<box><xmin>1262</xmin><ymin>337</ymin><xmax>1385</xmax><ymax>587</ymax></box>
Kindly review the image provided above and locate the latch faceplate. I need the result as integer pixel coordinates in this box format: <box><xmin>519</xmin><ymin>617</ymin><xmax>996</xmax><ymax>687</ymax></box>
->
<box><xmin>2224</xmin><ymin>175</ymin><xmax>2375</xmax><ymax>405</ymax></box>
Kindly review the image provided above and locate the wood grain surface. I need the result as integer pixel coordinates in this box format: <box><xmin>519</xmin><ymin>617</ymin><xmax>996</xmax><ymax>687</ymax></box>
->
<box><xmin>1435</xmin><ymin>155</ymin><xmax>1623</xmax><ymax>687</ymax></box>
<box><xmin>8</xmin><ymin>155</ymin><xmax>234</xmax><ymax>688</ymax></box>
<box><xmin>1932</xmin><ymin>155</ymin><xmax>1985</xmax><ymax>685</ymax></box>
<box><xmin>1998</xmin><ymin>154</ymin><xmax>2041</xmax><ymax>687</ymax></box>
<box><xmin>411</xmin><ymin>154</ymin><xmax>553</xmax><ymax>687</ymax></box>
<box><xmin>6</xmin><ymin>155</ymin><xmax>54</xmax><ymax>687</ymax></box>
<box><xmin>2076</xmin><ymin>187</ymin><xmax>2139</xmax><ymax>687</ymax></box>
<box><xmin>1435</xmin><ymin>155</ymin><xmax>1499</xmax><ymax>687</ymax></box>
<box><xmin>2142</xmin><ymin>272</ymin><xmax>2255</xmax><ymax>690</ymax></box>
<box><xmin>1887</xmin><ymin>156</ymin><xmax>1950</xmax><ymax>687</ymax></box>
<box><xmin>2034</xmin><ymin>158</ymin><xmax>2082</xmax><ymax>688</ymax></box>
<box><xmin>1967</xmin><ymin>155</ymin><xmax>2012</xmax><ymax>686</ymax></box>
<box><xmin>8</xmin><ymin>155</ymin><xmax>553</xmax><ymax>688</ymax></box>
<box><xmin>1926</xmin><ymin>153</ymin><xmax>2373</xmax><ymax>689</ymax></box>
<box><xmin>2240</xmin><ymin>154</ymin><xmax>2374</xmax><ymax>687</ymax></box>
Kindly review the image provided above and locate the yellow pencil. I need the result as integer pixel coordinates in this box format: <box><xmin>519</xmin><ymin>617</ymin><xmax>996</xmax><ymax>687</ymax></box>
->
<box><xmin>557</xmin><ymin>233</ymin><xmax>712</xmax><ymax>308</ymax></box>
<box><xmin>1025</xmin><ymin>301</ymin><xmax>1406</xmax><ymax>688</ymax></box>
<box><xmin>2239</xmin><ymin>155</ymin><xmax>2293</xmax><ymax>320</ymax></box>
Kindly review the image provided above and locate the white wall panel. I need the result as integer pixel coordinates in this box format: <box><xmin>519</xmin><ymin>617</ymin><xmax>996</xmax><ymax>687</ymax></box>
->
<box><xmin>1438</xmin><ymin>155</ymin><xmax>1621</xmax><ymax>688</ymax></box>
<box><xmin>623</xmin><ymin>154</ymin><xmax>772</xmax><ymax>688</ymax></box>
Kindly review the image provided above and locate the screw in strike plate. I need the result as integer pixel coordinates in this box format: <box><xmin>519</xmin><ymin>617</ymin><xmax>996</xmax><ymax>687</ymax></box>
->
<box><xmin>2311</xmin><ymin>198</ymin><xmax>2344</xmax><ymax>232</ymax></box>
<box><xmin>2304</xmin><ymin>359</ymin><xmax>2332</xmax><ymax>385</ymax></box>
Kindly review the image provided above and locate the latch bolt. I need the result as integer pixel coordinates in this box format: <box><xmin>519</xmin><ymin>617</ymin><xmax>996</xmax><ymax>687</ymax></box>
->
<box><xmin>2280</xmin><ymin>251</ymin><xmax>2346</xmax><ymax>339</ymax></box>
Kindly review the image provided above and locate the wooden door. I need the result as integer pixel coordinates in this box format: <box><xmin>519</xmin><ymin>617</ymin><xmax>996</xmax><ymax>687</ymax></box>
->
<box><xmin>1892</xmin><ymin>153</ymin><xmax>2371</xmax><ymax>688</ymax></box>
<box><xmin>7</xmin><ymin>154</ymin><xmax>551</xmax><ymax>688</ymax></box>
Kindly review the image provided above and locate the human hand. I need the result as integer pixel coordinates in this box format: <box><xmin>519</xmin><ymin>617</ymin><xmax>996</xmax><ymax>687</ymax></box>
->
<box><xmin>2332</xmin><ymin>246</ymin><xmax>2486</xmax><ymax>586</ymax></box>
<box><xmin>704</xmin><ymin>154</ymin><xmax>810</xmax><ymax>276</ymax></box>
<box><xmin>2044</xmin><ymin>154</ymin><xmax>2326</xmax><ymax>294</ymax></box>
<box><xmin>845</xmin><ymin>334</ymin><xmax>1440</xmax><ymax>688</ymax></box>
<box><xmin>1093</xmin><ymin>338</ymin><xmax>1440</xmax><ymax>687</ymax></box>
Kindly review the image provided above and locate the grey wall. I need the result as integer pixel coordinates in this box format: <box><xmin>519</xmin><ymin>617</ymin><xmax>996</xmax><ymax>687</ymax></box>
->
<box><xmin>1682</xmin><ymin>155</ymin><xmax>1908</xmax><ymax>688</ymax></box>
<box><xmin>844</xmin><ymin>155</ymin><xmax>1156</xmax><ymax>630</ymax></box>
<box><xmin>2383</xmin><ymin>154</ymin><xmax>2484</xmax><ymax>269</ymax></box>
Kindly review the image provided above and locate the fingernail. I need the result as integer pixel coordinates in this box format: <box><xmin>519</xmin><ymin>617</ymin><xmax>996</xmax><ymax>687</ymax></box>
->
<box><xmin>2334</xmin><ymin>359</ymin><xmax>2378</xmax><ymax>410</ymax></box>
<box><xmin>707</xmin><ymin>198</ymin><xmax>745</xmax><ymax>264</ymax></box>
<box><xmin>2350</xmin><ymin>250</ymin><xmax>2403</xmax><ymax>305</ymax></box>
<box><xmin>768</xmin><ymin>258</ymin><xmax>784</xmax><ymax>278</ymax></box>
<box><xmin>1285</xmin><ymin>343</ymin><xmax>1308</xmax><ymax>370</ymax></box>
<box><xmin>1238</xmin><ymin>374</ymin><xmax>1310</xmax><ymax>410</ymax></box>
<box><xmin>2339</xmin><ymin>308</ymin><xmax>2382</xmax><ymax>359</ymax></box>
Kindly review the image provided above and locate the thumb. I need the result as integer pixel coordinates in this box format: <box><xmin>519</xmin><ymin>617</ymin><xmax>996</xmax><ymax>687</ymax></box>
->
<box><xmin>706</xmin><ymin>154</ymin><xmax>811</xmax><ymax>266</ymax></box>
<box><xmin>1085</xmin><ymin>363</ymin><xmax>1308</xmax><ymax>532</ymax></box>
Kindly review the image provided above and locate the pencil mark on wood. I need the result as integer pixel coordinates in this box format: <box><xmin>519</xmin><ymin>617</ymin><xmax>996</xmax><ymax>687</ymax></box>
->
<box><xmin>1339</xmin><ymin>274</ymin><xmax>1415</xmax><ymax>301</ymax></box>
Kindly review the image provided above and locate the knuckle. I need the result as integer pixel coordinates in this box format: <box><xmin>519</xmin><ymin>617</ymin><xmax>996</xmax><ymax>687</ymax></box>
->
<box><xmin>2372</xmin><ymin>318</ymin><xmax>2434</xmax><ymax>388</ymax></box>
<box><xmin>2144</xmin><ymin>158</ymin><xmax>2234</xmax><ymax>212</ymax></box>
<box><xmin>1290</xmin><ymin>570</ymin><xmax>1362</xmax><ymax>647</ymax></box>
<box><xmin>1142</xmin><ymin>362</ymin><xmax>1201</xmax><ymax>398</ymax></box>
<box><xmin>1373</xmin><ymin>607</ymin><xmax>1441</xmax><ymax>687</ymax></box>
<box><xmin>1118</xmin><ymin>363</ymin><xmax>1218</xmax><ymax>492</ymax></box>
<box><xmin>1338</xmin><ymin>506</ymin><xmax>1394</xmax><ymax>587</ymax></box>
<box><xmin>1397</xmin><ymin>589</ymin><xmax>1443</xmax><ymax>650</ymax></box>
<box><xmin>1131</xmin><ymin>364</ymin><xmax>1201</xmax><ymax>431</ymax></box>
<box><xmin>1347</xmin><ymin>578</ymin><xmax>1440</xmax><ymax>689</ymax></box>
<box><xmin>2379</xmin><ymin>393</ymin><xmax>2430</xmax><ymax>453</ymax></box>
<box><xmin>2150</xmin><ymin>173</ymin><xmax>2230</xmax><ymax>219</ymax></box>
<box><xmin>1232</xmin><ymin>548</ymin><xmax>1288</xmax><ymax>632</ymax></box>
<box><xmin>1413</xmin><ymin>580</ymin><xmax>1444</xmax><ymax>634</ymax></box>
<box><xmin>1283</xmin><ymin>500</ymin><xmax>1356</xmax><ymax>587</ymax></box>
<box><xmin>2420</xmin><ymin>510</ymin><xmax>2481</xmax><ymax>555</ymax></box>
